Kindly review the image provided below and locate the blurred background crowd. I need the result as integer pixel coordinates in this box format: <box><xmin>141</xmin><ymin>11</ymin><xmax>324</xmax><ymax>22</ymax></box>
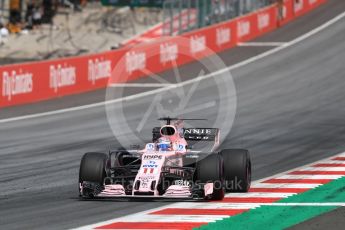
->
<box><xmin>1</xmin><ymin>0</ymin><xmax>86</xmax><ymax>36</ymax></box>
<box><xmin>0</xmin><ymin>0</ymin><xmax>161</xmax><ymax>63</ymax></box>
<box><xmin>0</xmin><ymin>0</ymin><xmax>279</xmax><ymax>64</ymax></box>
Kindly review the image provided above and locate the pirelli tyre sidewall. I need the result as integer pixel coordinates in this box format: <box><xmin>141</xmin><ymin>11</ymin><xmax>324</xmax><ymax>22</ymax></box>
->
<box><xmin>79</xmin><ymin>152</ymin><xmax>108</xmax><ymax>196</ymax></box>
<box><xmin>194</xmin><ymin>154</ymin><xmax>225</xmax><ymax>200</ymax></box>
<box><xmin>220</xmin><ymin>149</ymin><xmax>251</xmax><ymax>192</ymax></box>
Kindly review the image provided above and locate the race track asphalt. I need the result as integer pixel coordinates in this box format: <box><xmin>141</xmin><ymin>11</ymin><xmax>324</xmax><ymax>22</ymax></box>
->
<box><xmin>1</xmin><ymin>1</ymin><xmax>345</xmax><ymax>229</ymax></box>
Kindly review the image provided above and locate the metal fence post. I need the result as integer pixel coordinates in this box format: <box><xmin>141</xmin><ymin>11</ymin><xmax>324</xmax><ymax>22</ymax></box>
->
<box><xmin>163</xmin><ymin>0</ymin><xmax>174</xmax><ymax>36</ymax></box>
<box><xmin>162</xmin><ymin>0</ymin><xmax>167</xmax><ymax>36</ymax></box>
<box><xmin>178</xmin><ymin>0</ymin><xmax>182</xmax><ymax>35</ymax></box>
<box><xmin>162</xmin><ymin>0</ymin><xmax>272</xmax><ymax>36</ymax></box>
<box><xmin>187</xmin><ymin>0</ymin><xmax>191</xmax><ymax>32</ymax></box>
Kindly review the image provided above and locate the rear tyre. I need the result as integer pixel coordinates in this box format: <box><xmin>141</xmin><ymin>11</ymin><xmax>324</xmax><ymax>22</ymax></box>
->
<box><xmin>79</xmin><ymin>152</ymin><xmax>108</xmax><ymax>197</ymax></box>
<box><xmin>194</xmin><ymin>154</ymin><xmax>224</xmax><ymax>200</ymax></box>
<box><xmin>220</xmin><ymin>149</ymin><xmax>251</xmax><ymax>192</ymax></box>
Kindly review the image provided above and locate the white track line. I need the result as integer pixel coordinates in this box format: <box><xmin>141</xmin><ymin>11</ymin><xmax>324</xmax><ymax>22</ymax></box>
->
<box><xmin>2</xmin><ymin>11</ymin><xmax>345</xmax><ymax>124</ymax></box>
<box><xmin>238</xmin><ymin>42</ymin><xmax>289</xmax><ymax>47</ymax></box>
<box><xmin>315</xmin><ymin>160</ymin><xmax>345</xmax><ymax>164</ymax></box>
<box><xmin>250</xmin><ymin>183</ymin><xmax>320</xmax><ymax>189</ymax></box>
<box><xmin>301</xmin><ymin>167</ymin><xmax>345</xmax><ymax>171</ymax></box>
<box><xmin>168</xmin><ymin>203</ymin><xmax>260</xmax><ymax>209</ymax></box>
<box><xmin>110</xmin><ymin>83</ymin><xmax>173</xmax><ymax>87</ymax></box>
<box><xmin>164</xmin><ymin>203</ymin><xmax>345</xmax><ymax>207</ymax></box>
<box><xmin>259</xmin><ymin>203</ymin><xmax>345</xmax><ymax>206</ymax></box>
<box><xmin>276</xmin><ymin>175</ymin><xmax>342</xmax><ymax>180</ymax></box>
<box><xmin>225</xmin><ymin>192</ymin><xmax>292</xmax><ymax>198</ymax></box>
<box><xmin>166</xmin><ymin>203</ymin><xmax>345</xmax><ymax>207</ymax></box>
<box><xmin>109</xmin><ymin>214</ymin><xmax>224</xmax><ymax>222</ymax></box>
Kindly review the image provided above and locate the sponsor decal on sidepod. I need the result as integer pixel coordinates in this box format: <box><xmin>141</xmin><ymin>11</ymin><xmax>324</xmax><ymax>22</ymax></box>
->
<box><xmin>143</xmin><ymin>160</ymin><xmax>159</xmax><ymax>168</ymax></box>
<box><xmin>143</xmin><ymin>155</ymin><xmax>163</xmax><ymax>160</ymax></box>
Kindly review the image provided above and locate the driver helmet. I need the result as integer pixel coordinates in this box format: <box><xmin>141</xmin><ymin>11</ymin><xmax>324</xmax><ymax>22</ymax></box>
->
<box><xmin>157</xmin><ymin>137</ymin><xmax>171</xmax><ymax>151</ymax></box>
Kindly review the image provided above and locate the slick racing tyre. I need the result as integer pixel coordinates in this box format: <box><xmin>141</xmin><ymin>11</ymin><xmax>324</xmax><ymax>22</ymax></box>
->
<box><xmin>79</xmin><ymin>152</ymin><xmax>108</xmax><ymax>197</ymax></box>
<box><xmin>220</xmin><ymin>149</ymin><xmax>251</xmax><ymax>192</ymax></box>
<box><xmin>195</xmin><ymin>154</ymin><xmax>225</xmax><ymax>200</ymax></box>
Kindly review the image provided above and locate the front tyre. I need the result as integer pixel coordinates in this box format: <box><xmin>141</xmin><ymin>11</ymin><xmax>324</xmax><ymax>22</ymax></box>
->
<box><xmin>79</xmin><ymin>152</ymin><xmax>108</xmax><ymax>197</ymax></box>
<box><xmin>194</xmin><ymin>154</ymin><xmax>225</xmax><ymax>200</ymax></box>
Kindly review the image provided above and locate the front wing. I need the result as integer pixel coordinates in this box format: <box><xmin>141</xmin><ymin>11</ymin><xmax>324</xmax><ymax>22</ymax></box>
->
<box><xmin>80</xmin><ymin>182</ymin><xmax>213</xmax><ymax>200</ymax></box>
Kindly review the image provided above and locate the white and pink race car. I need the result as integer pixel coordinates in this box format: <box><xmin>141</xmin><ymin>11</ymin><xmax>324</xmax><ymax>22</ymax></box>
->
<box><xmin>79</xmin><ymin>118</ymin><xmax>251</xmax><ymax>200</ymax></box>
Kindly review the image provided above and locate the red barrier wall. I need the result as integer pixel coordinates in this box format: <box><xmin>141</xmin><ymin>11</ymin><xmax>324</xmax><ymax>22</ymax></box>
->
<box><xmin>0</xmin><ymin>0</ymin><xmax>326</xmax><ymax>108</ymax></box>
<box><xmin>0</xmin><ymin>51</ymin><xmax>117</xmax><ymax>107</ymax></box>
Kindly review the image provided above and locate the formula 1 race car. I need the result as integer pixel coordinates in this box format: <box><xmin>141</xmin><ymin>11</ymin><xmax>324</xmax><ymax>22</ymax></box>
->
<box><xmin>79</xmin><ymin>118</ymin><xmax>251</xmax><ymax>200</ymax></box>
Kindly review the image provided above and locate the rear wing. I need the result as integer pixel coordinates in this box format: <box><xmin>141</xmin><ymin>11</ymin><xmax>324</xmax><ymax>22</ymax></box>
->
<box><xmin>152</xmin><ymin>127</ymin><xmax>220</xmax><ymax>151</ymax></box>
<box><xmin>184</xmin><ymin>128</ymin><xmax>220</xmax><ymax>152</ymax></box>
<box><xmin>183</xmin><ymin>128</ymin><xmax>219</xmax><ymax>142</ymax></box>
